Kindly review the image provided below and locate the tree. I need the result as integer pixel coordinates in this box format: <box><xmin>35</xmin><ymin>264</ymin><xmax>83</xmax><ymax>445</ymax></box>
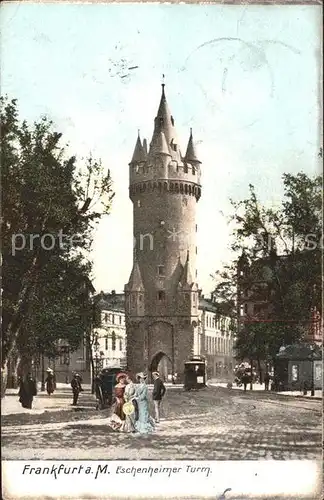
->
<box><xmin>1</xmin><ymin>97</ymin><xmax>115</xmax><ymax>394</ymax></box>
<box><xmin>212</xmin><ymin>172</ymin><xmax>322</xmax><ymax>369</ymax></box>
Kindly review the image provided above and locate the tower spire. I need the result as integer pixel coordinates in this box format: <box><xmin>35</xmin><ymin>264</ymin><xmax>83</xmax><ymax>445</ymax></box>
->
<box><xmin>184</xmin><ymin>128</ymin><xmax>201</xmax><ymax>164</ymax></box>
<box><xmin>148</xmin><ymin>83</ymin><xmax>181</xmax><ymax>162</ymax></box>
<box><xmin>130</xmin><ymin>132</ymin><xmax>146</xmax><ymax>163</ymax></box>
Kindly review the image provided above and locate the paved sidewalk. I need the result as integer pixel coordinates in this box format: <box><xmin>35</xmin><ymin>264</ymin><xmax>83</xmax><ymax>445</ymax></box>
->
<box><xmin>209</xmin><ymin>380</ymin><xmax>322</xmax><ymax>399</ymax></box>
<box><xmin>1</xmin><ymin>387</ymin><xmax>95</xmax><ymax>416</ymax></box>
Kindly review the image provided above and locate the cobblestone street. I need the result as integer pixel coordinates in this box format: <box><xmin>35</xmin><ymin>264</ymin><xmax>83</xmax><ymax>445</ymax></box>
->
<box><xmin>2</xmin><ymin>385</ymin><xmax>321</xmax><ymax>460</ymax></box>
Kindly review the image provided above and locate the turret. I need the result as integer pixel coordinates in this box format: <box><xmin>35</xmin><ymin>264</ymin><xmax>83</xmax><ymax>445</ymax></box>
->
<box><xmin>125</xmin><ymin>258</ymin><xmax>145</xmax><ymax>317</ymax></box>
<box><xmin>130</xmin><ymin>133</ymin><xmax>147</xmax><ymax>165</ymax></box>
<box><xmin>178</xmin><ymin>251</ymin><xmax>198</xmax><ymax>315</ymax></box>
<box><xmin>184</xmin><ymin>128</ymin><xmax>201</xmax><ymax>165</ymax></box>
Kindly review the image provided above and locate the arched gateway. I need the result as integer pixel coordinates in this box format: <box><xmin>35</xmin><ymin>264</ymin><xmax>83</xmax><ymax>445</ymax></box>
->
<box><xmin>149</xmin><ymin>351</ymin><xmax>172</xmax><ymax>381</ymax></box>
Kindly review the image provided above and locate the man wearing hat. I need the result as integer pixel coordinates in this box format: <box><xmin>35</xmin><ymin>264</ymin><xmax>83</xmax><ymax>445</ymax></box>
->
<box><xmin>152</xmin><ymin>371</ymin><xmax>166</xmax><ymax>423</ymax></box>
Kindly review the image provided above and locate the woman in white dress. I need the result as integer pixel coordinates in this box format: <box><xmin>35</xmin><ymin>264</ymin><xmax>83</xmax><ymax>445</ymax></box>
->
<box><xmin>121</xmin><ymin>374</ymin><xmax>137</xmax><ymax>433</ymax></box>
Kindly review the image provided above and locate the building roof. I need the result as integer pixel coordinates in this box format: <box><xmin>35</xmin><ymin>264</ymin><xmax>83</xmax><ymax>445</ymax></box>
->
<box><xmin>199</xmin><ymin>296</ymin><xmax>218</xmax><ymax>313</ymax></box>
<box><xmin>96</xmin><ymin>291</ymin><xmax>125</xmax><ymax>312</ymax></box>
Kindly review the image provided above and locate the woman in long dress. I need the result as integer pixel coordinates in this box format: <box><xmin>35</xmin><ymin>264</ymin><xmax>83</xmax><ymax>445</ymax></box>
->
<box><xmin>45</xmin><ymin>369</ymin><xmax>55</xmax><ymax>396</ymax></box>
<box><xmin>121</xmin><ymin>374</ymin><xmax>137</xmax><ymax>433</ymax></box>
<box><xmin>133</xmin><ymin>372</ymin><xmax>155</xmax><ymax>434</ymax></box>
<box><xmin>109</xmin><ymin>372</ymin><xmax>127</xmax><ymax>430</ymax></box>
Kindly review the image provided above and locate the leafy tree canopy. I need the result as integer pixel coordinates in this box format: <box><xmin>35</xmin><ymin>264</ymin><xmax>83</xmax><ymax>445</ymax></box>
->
<box><xmin>1</xmin><ymin>97</ymin><xmax>115</xmax><ymax>383</ymax></box>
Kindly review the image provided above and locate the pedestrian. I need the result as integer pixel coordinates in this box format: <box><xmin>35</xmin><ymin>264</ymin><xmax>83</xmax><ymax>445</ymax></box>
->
<box><xmin>45</xmin><ymin>368</ymin><xmax>55</xmax><ymax>396</ymax></box>
<box><xmin>121</xmin><ymin>374</ymin><xmax>137</xmax><ymax>433</ymax></box>
<box><xmin>18</xmin><ymin>373</ymin><xmax>37</xmax><ymax>409</ymax></box>
<box><xmin>71</xmin><ymin>372</ymin><xmax>82</xmax><ymax>406</ymax></box>
<box><xmin>152</xmin><ymin>371</ymin><xmax>166</xmax><ymax>423</ymax></box>
<box><xmin>133</xmin><ymin>372</ymin><xmax>155</xmax><ymax>434</ymax></box>
<box><xmin>264</xmin><ymin>372</ymin><xmax>270</xmax><ymax>391</ymax></box>
<box><xmin>241</xmin><ymin>371</ymin><xmax>250</xmax><ymax>392</ymax></box>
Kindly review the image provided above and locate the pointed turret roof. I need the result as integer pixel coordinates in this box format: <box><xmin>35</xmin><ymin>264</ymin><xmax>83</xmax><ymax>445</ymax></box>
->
<box><xmin>149</xmin><ymin>84</ymin><xmax>182</xmax><ymax>162</ymax></box>
<box><xmin>130</xmin><ymin>133</ymin><xmax>146</xmax><ymax>164</ymax></box>
<box><xmin>125</xmin><ymin>258</ymin><xmax>144</xmax><ymax>291</ymax></box>
<box><xmin>184</xmin><ymin>128</ymin><xmax>201</xmax><ymax>164</ymax></box>
<box><xmin>150</xmin><ymin>130</ymin><xmax>170</xmax><ymax>156</ymax></box>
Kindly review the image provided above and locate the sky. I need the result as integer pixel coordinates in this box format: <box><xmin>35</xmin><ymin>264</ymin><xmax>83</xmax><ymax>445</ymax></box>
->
<box><xmin>1</xmin><ymin>3</ymin><xmax>321</xmax><ymax>295</ymax></box>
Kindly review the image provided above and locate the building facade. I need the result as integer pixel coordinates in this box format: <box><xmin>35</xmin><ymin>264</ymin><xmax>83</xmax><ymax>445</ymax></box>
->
<box><xmin>125</xmin><ymin>84</ymin><xmax>202</xmax><ymax>381</ymax></box>
<box><xmin>93</xmin><ymin>291</ymin><xmax>127</xmax><ymax>371</ymax></box>
<box><xmin>196</xmin><ymin>296</ymin><xmax>236</xmax><ymax>379</ymax></box>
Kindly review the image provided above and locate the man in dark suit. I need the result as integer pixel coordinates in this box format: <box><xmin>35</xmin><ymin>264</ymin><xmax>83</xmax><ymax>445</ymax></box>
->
<box><xmin>152</xmin><ymin>371</ymin><xmax>166</xmax><ymax>423</ymax></box>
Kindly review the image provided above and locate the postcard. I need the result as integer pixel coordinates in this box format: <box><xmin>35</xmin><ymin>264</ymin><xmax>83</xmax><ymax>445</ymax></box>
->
<box><xmin>1</xmin><ymin>1</ymin><xmax>322</xmax><ymax>499</ymax></box>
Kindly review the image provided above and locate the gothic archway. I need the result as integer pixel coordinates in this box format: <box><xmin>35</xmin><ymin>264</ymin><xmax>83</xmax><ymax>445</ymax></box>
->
<box><xmin>149</xmin><ymin>351</ymin><xmax>172</xmax><ymax>382</ymax></box>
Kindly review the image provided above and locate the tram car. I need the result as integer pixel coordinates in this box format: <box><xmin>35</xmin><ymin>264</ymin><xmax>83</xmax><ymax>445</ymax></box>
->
<box><xmin>95</xmin><ymin>367</ymin><xmax>121</xmax><ymax>410</ymax></box>
<box><xmin>184</xmin><ymin>356</ymin><xmax>207</xmax><ymax>391</ymax></box>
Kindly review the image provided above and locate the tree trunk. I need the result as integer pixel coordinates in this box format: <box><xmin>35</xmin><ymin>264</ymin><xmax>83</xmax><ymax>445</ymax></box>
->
<box><xmin>257</xmin><ymin>358</ymin><xmax>263</xmax><ymax>384</ymax></box>
<box><xmin>1</xmin><ymin>363</ymin><xmax>8</xmax><ymax>399</ymax></box>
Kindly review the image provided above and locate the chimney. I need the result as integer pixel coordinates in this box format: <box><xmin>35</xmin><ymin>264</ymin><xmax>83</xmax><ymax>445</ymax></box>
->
<box><xmin>111</xmin><ymin>290</ymin><xmax>116</xmax><ymax>295</ymax></box>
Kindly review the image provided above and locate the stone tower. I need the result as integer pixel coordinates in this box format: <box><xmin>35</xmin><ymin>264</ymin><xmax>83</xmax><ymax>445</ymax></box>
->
<box><xmin>125</xmin><ymin>84</ymin><xmax>202</xmax><ymax>381</ymax></box>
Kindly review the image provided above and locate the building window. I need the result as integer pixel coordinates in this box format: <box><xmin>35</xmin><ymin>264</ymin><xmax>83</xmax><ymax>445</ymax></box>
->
<box><xmin>157</xmin><ymin>265</ymin><xmax>165</xmax><ymax>277</ymax></box>
<box><xmin>112</xmin><ymin>331</ymin><xmax>116</xmax><ymax>351</ymax></box>
<box><xmin>119</xmin><ymin>340</ymin><xmax>123</xmax><ymax>351</ymax></box>
<box><xmin>104</xmin><ymin>313</ymin><xmax>108</xmax><ymax>323</ymax></box>
<box><xmin>157</xmin><ymin>291</ymin><xmax>165</xmax><ymax>301</ymax></box>
<box><xmin>137</xmin><ymin>200</ymin><xmax>141</xmax><ymax>207</ymax></box>
<box><xmin>105</xmin><ymin>338</ymin><xmax>108</xmax><ymax>350</ymax></box>
<box><xmin>112</xmin><ymin>315</ymin><xmax>115</xmax><ymax>324</ymax></box>
<box><xmin>244</xmin><ymin>304</ymin><xmax>248</xmax><ymax>314</ymax></box>
<box><xmin>119</xmin><ymin>315</ymin><xmax>122</xmax><ymax>324</ymax></box>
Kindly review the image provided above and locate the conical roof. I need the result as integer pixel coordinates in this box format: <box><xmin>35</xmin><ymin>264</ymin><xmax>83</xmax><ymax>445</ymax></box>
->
<box><xmin>125</xmin><ymin>258</ymin><xmax>144</xmax><ymax>291</ymax></box>
<box><xmin>149</xmin><ymin>84</ymin><xmax>182</xmax><ymax>162</ymax></box>
<box><xmin>150</xmin><ymin>130</ymin><xmax>170</xmax><ymax>156</ymax></box>
<box><xmin>130</xmin><ymin>134</ymin><xmax>146</xmax><ymax>163</ymax></box>
<box><xmin>184</xmin><ymin>129</ymin><xmax>201</xmax><ymax>164</ymax></box>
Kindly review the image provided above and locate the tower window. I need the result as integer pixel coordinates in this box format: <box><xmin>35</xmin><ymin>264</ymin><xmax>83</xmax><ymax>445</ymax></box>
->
<box><xmin>157</xmin><ymin>265</ymin><xmax>165</xmax><ymax>277</ymax></box>
<box><xmin>137</xmin><ymin>200</ymin><xmax>141</xmax><ymax>207</ymax></box>
<box><xmin>192</xmin><ymin>166</ymin><xmax>196</xmax><ymax>175</ymax></box>
<box><xmin>105</xmin><ymin>338</ymin><xmax>108</xmax><ymax>350</ymax></box>
<box><xmin>157</xmin><ymin>290</ymin><xmax>165</xmax><ymax>301</ymax></box>
<box><xmin>184</xmin><ymin>164</ymin><xmax>188</xmax><ymax>174</ymax></box>
<box><xmin>171</xmin><ymin>116</ymin><xmax>174</xmax><ymax>126</ymax></box>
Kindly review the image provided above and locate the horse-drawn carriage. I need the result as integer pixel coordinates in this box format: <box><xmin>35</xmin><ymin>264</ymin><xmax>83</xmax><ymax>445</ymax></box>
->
<box><xmin>95</xmin><ymin>367</ymin><xmax>121</xmax><ymax>410</ymax></box>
